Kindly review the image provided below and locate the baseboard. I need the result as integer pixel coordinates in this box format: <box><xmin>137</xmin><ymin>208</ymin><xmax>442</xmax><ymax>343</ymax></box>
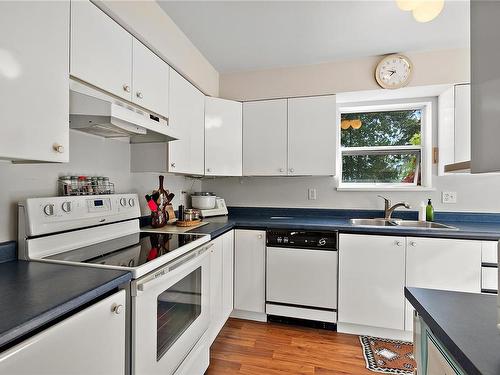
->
<box><xmin>230</xmin><ymin>309</ymin><xmax>267</xmax><ymax>322</ymax></box>
<box><xmin>337</xmin><ymin>322</ymin><xmax>413</xmax><ymax>342</ymax></box>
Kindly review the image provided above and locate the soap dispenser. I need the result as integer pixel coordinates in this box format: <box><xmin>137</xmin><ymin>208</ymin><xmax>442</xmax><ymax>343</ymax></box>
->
<box><xmin>426</xmin><ymin>199</ymin><xmax>434</xmax><ymax>222</ymax></box>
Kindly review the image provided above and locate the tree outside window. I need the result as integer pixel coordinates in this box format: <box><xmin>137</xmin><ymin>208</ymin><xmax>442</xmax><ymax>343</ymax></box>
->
<box><xmin>340</xmin><ymin>108</ymin><xmax>423</xmax><ymax>186</ymax></box>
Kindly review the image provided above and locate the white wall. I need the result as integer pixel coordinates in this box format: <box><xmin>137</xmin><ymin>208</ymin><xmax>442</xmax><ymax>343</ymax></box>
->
<box><xmin>220</xmin><ymin>48</ymin><xmax>470</xmax><ymax>101</ymax></box>
<box><xmin>203</xmin><ymin>47</ymin><xmax>500</xmax><ymax>213</ymax></box>
<box><xmin>95</xmin><ymin>0</ymin><xmax>219</xmax><ymax>97</ymax></box>
<box><xmin>202</xmin><ymin>174</ymin><xmax>500</xmax><ymax>213</ymax></box>
<box><xmin>0</xmin><ymin>130</ymin><xmax>200</xmax><ymax>242</ymax></box>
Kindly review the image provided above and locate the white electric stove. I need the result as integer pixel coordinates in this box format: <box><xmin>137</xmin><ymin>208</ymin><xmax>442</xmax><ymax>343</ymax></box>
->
<box><xmin>18</xmin><ymin>194</ymin><xmax>212</xmax><ymax>375</ymax></box>
<box><xmin>18</xmin><ymin>194</ymin><xmax>210</xmax><ymax>278</ymax></box>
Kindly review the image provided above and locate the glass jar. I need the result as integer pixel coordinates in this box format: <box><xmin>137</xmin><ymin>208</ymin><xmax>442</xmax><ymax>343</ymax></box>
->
<box><xmin>70</xmin><ymin>176</ymin><xmax>79</xmax><ymax>195</ymax></box>
<box><xmin>59</xmin><ymin>176</ymin><xmax>72</xmax><ymax>196</ymax></box>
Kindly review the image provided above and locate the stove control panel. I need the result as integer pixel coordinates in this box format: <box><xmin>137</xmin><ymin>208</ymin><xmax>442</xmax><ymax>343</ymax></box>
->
<box><xmin>20</xmin><ymin>194</ymin><xmax>141</xmax><ymax>237</ymax></box>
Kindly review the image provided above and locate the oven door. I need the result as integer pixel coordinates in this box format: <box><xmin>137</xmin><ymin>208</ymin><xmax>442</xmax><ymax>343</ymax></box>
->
<box><xmin>132</xmin><ymin>243</ymin><xmax>212</xmax><ymax>375</ymax></box>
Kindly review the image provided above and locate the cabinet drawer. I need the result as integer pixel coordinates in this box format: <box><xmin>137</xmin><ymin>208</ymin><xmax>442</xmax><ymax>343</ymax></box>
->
<box><xmin>482</xmin><ymin>241</ymin><xmax>498</xmax><ymax>264</ymax></box>
<box><xmin>482</xmin><ymin>266</ymin><xmax>498</xmax><ymax>292</ymax></box>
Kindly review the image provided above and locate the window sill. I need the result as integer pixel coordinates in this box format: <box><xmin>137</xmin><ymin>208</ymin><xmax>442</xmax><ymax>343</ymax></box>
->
<box><xmin>336</xmin><ymin>185</ymin><xmax>436</xmax><ymax>192</ymax></box>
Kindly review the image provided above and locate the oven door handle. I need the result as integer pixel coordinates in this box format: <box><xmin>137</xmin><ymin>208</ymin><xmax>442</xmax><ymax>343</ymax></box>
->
<box><xmin>135</xmin><ymin>243</ymin><xmax>213</xmax><ymax>293</ymax></box>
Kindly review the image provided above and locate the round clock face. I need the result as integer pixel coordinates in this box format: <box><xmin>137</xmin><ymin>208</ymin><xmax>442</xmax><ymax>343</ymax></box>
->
<box><xmin>375</xmin><ymin>54</ymin><xmax>413</xmax><ymax>89</ymax></box>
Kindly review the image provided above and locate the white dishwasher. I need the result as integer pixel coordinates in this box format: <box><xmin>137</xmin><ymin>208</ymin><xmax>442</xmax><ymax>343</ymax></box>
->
<box><xmin>266</xmin><ymin>230</ymin><xmax>338</xmax><ymax>325</ymax></box>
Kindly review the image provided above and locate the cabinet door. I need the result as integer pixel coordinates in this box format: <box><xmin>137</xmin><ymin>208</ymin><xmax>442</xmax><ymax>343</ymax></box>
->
<box><xmin>222</xmin><ymin>230</ymin><xmax>235</xmax><ymax>319</ymax></box>
<box><xmin>0</xmin><ymin>290</ymin><xmax>126</xmax><ymax>374</ymax></box>
<box><xmin>454</xmin><ymin>84</ymin><xmax>471</xmax><ymax>163</ymax></box>
<box><xmin>71</xmin><ymin>0</ymin><xmax>132</xmax><ymax>100</ymax></box>
<box><xmin>287</xmin><ymin>95</ymin><xmax>336</xmax><ymax>176</ymax></box>
<box><xmin>338</xmin><ymin>234</ymin><xmax>406</xmax><ymax>330</ymax></box>
<box><xmin>208</xmin><ymin>236</ymin><xmax>223</xmax><ymax>344</ymax></box>
<box><xmin>205</xmin><ymin>97</ymin><xmax>243</xmax><ymax>176</ymax></box>
<box><xmin>168</xmin><ymin>69</ymin><xmax>205</xmax><ymax>175</ymax></box>
<box><xmin>405</xmin><ymin>237</ymin><xmax>481</xmax><ymax>330</ymax></box>
<box><xmin>132</xmin><ymin>39</ymin><xmax>169</xmax><ymax>117</ymax></box>
<box><xmin>243</xmin><ymin>100</ymin><xmax>288</xmax><ymax>176</ymax></box>
<box><xmin>234</xmin><ymin>230</ymin><xmax>266</xmax><ymax>313</ymax></box>
<box><xmin>0</xmin><ymin>1</ymin><xmax>69</xmax><ymax>162</ymax></box>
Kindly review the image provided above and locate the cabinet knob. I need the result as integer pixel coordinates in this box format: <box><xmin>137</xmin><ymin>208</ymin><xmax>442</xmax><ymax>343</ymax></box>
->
<box><xmin>395</xmin><ymin>240</ymin><xmax>403</xmax><ymax>247</ymax></box>
<box><xmin>112</xmin><ymin>304</ymin><xmax>124</xmax><ymax>315</ymax></box>
<box><xmin>123</xmin><ymin>84</ymin><xmax>130</xmax><ymax>93</ymax></box>
<box><xmin>170</xmin><ymin>162</ymin><xmax>176</xmax><ymax>168</ymax></box>
<box><xmin>53</xmin><ymin>144</ymin><xmax>65</xmax><ymax>154</ymax></box>
<box><xmin>258</xmin><ymin>234</ymin><xmax>263</xmax><ymax>239</ymax></box>
<box><xmin>279</xmin><ymin>168</ymin><xmax>285</xmax><ymax>173</ymax></box>
<box><xmin>206</xmin><ymin>168</ymin><xmax>212</xmax><ymax>173</ymax></box>
<box><xmin>410</xmin><ymin>241</ymin><xmax>417</xmax><ymax>247</ymax></box>
<box><xmin>289</xmin><ymin>168</ymin><xmax>295</xmax><ymax>173</ymax></box>
<box><xmin>136</xmin><ymin>91</ymin><xmax>143</xmax><ymax>99</ymax></box>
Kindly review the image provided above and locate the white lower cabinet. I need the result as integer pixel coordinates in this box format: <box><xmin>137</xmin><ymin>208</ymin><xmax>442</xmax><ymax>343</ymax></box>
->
<box><xmin>339</xmin><ymin>234</ymin><xmax>483</xmax><ymax>338</ymax></box>
<box><xmin>232</xmin><ymin>229</ymin><xmax>266</xmax><ymax>321</ymax></box>
<box><xmin>222</xmin><ymin>230</ymin><xmax>235</xmax><ymax>319</ymax></box>
<box><xmin>338</xmin><ymin>234</ymin><xmax>406</xmax><ymax>333</ymax></box>
<box><xmin>207</xmin><ymin>230</ymin><xmax>234</xmax><ymax>345</ymax></box>
<box><xmin>0</xmin><ymin>290</ymin><xmax>126</xmax><ymax>375</ymax></box>
<box><xmin>405</xmin><ymin>237</ymin><xmax>481</xmax><ymax>330</ymax></box>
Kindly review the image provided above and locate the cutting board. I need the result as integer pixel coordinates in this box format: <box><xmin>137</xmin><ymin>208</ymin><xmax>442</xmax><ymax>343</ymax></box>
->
<box><xmin>141</xmin><ymin>221</ymin><xmax>209</xmax><ymax>234</ymax></box>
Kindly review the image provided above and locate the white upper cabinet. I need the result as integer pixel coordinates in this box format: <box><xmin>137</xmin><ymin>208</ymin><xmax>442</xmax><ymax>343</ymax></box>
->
<box><xmin>205</xmin><ymin>97</ymin><xmax>243</xmax><ymax>176</ymax></box>
<box><xmin>132</xmin><ymin>39</ymin><xmax>169</xmax><ymax>117</ymax></box>
<box><xmin>168</xmin><ymin>69</ymin><xmax>205</xmax><ymax>175</ymax></box>
<box><xmin>243</xmin><ymin>100</ymin><xmax>288</xmax><ymax>176</ymax></box>
<box><xmin>0</xmin><ymin>1</ymin><xmax>69</xmax><ymax>162</ymax></box>
<box><xmin>70</xmin><ymin>0</ymin><xmax>133</xmax><ymax>101</ymax></box>
<box><xmin>438</xmin><ymin>84</ymin><xmax>471</xmax><ymax>174</ymax></box>
<box><xmin>288</xmin><ymin>95</ymin><xmax>336</xmax><ymax>176</ymax></box>
<box><xmin>454</xmin><ymin>84</ymin><xmax>471</xmax><ymax>163</ymax></box>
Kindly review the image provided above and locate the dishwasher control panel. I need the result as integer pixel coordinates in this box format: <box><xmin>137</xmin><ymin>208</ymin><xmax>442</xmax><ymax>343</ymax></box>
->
<box><xmin>266</xmin><ymin>230</ymin><xmax>338</xmax><ymax>250</ymax></box>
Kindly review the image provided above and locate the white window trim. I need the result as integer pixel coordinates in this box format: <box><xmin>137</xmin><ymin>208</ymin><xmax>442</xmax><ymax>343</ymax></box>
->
<box><xmin>336</xmin><ymin>101</ymin><xmax>433</xmax><ymax>191</ymax></box>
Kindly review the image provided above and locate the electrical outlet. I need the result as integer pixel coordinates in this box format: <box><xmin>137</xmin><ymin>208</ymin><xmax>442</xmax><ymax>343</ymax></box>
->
<box><xmin>308</xmin><ymin>188</ymin><xmax>317</xmax><ymax>200</ymax></box>
<box><xmin>442</xmin><ymin>191</ymin><xmax>457</xmax><ymax>204</ymax></box>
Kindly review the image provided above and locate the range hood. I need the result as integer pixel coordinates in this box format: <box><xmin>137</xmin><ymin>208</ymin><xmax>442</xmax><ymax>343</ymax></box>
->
<box><xmin>69</xmin><ymin>79</ymin><xmax>178</xmax><ymax>143</ymax></box>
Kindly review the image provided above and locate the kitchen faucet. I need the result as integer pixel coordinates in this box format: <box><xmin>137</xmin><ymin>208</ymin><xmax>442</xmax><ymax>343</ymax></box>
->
<box><xmin>378</xmin><ymin>195</ymin><xmax>411</xmax><ymax>220</ymax></box>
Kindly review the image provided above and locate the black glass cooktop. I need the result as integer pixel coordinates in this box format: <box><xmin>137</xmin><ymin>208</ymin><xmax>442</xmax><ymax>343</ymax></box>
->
<box><xmin>46</xmin><ymin>232</ymin><xmax>203</xmax><ymax>268</ymax></box>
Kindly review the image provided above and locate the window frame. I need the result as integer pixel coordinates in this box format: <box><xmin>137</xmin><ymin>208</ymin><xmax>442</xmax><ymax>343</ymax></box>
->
<box><xmin>336</xmin><ymin>101</ymin><xmax>433</xmax><ymax>191</ymax></box>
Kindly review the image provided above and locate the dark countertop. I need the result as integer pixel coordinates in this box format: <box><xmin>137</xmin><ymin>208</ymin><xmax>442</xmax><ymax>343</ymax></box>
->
<box><xmin>405</xmin><ymin>287</ymin><xmax>500</xmax><ymax>375</ymax></box>
<box><xmin>0</xmin><ymin>260</ymin><xmax>131</xmax><ymax>351</ymax></box>
<box><xmin>187</xmin><ymin>211</ymin><xmax>500</xmax><ymax>241</ymax></box>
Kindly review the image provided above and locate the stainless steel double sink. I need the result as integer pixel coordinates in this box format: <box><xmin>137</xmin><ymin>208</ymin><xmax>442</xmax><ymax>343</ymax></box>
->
<box><xmin>349</xmin><ymin>218</ymin><xmax>458</xmax><ymax>230</ymax></box>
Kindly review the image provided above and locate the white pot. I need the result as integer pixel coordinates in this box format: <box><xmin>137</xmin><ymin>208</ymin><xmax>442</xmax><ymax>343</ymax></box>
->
<box><xmin>191</xmin><ymin>194</ymin><xmax>216</xmax><ymax>210</ymax></box>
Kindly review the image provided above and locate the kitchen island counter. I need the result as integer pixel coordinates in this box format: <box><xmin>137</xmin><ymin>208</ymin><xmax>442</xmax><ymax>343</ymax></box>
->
<box><xmin>0</xmin><ymin>260</ymin><xmax>131</xmax><ymax>352</ymax></box>
<box><xmin>405</xmin><ymin>287</ymin><xmax>500</xmax><ymax>375</ymax></box>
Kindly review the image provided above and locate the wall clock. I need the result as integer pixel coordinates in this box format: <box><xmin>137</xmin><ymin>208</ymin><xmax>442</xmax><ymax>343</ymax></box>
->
<box><xmin>375</xmin><ymin>54</ymin><xmax>413</xmax><ymax>89</ymax></box>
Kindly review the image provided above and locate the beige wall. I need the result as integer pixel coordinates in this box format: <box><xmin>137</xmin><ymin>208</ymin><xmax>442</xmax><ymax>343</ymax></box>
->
<box><xmin>96</xmin><ymin>0</ymin><xmax>219</xmax><ymax>97</ymax></box>
<box><xmin>220</xmin><ymin>48</ymin><xmax>470</xmax><ymax>101</ymax></box>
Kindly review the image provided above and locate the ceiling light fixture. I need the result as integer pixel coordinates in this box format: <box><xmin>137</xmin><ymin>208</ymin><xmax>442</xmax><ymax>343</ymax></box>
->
<box><xmin>396</xmin><ymin>0</ymin><xmax>445</xmax><ymax>23</ymax></box>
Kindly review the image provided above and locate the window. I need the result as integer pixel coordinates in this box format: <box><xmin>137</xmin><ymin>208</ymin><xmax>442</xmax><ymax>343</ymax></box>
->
<box><xmin>338</xmin><ymin>102</ymin><xmax>432</xmax><ymax>190</ymax></box>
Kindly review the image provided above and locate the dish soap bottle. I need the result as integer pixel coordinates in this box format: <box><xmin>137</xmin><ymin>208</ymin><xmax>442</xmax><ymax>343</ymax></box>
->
<box><xmin>426</xmin><ymin>199</ymin><xmax>434</xmax><ymax>222</ymax></box>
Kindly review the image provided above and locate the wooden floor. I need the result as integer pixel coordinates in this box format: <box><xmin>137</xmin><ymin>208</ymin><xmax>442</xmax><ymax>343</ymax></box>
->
<box><xmin>206</xmin><ymin>319</ymin><xmax>372</xmax><ymax>375</ymax></box>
